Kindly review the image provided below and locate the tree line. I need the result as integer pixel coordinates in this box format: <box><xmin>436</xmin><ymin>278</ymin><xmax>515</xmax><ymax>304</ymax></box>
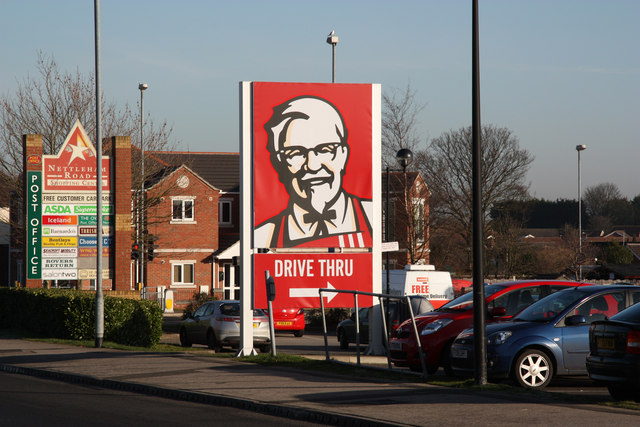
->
<box><xmin>382</xmin><ymin>85</ymin><xmax>637</xmax><ymax>279</ymax></box>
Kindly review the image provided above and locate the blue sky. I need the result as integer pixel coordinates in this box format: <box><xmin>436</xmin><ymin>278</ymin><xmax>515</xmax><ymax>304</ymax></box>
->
<box><xmin>1</xmin><ymin>0</ymin><xmax>638</xmax><ymax>200</ymax></box>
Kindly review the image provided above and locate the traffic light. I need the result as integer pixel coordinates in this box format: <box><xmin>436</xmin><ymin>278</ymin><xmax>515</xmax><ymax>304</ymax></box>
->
<box><xmin>131</xmin><ymin>242</ymin><xmax>141</xmax><ymax>260</ymax></box>
<box><xmin>147</xmin><ymin>235</ymin><xmax>159</xmax><ymax>261</ymax></box>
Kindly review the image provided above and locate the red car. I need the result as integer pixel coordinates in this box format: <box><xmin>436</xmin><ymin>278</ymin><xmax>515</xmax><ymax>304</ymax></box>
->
<box><xmin>271</xmin><ymin>308</ymin><xmax>305</xmax><ymax>337</ymax></box>
<box><xmin>389</xmin><ymin>280</ymin><xmax>587</xmax><ymax>374</ymax></box>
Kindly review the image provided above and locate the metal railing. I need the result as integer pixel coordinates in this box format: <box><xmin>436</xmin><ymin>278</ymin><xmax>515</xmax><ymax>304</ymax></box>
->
<box><xmin>318</xmin><ymin>288</ymin><xmax>428</xmax><ymax>377</ymax></box>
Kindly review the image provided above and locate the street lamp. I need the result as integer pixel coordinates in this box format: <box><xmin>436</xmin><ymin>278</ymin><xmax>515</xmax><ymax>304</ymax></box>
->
<box><xmin>576</xmin><ymin>144</ymin><xmax>586</xmax><ymax>281</ymax></box>
<box><xmin>138</xmin><ymin>83</ymin><xmax>148</xmax><ymax>290</ymax></box>
<box><xmin>326</xmin><ymin>30</ymin><xmax>339</xmax><ymax>83</ymax></box>
<box><xmin>385</xmin><ymin>149</ymin><xmax>414</xmax><ymax>293</ymax></box>
<box><xmin>385</xmin><ymin>149</ymin><xmax>413</xmax><ymax>343</ymax></box>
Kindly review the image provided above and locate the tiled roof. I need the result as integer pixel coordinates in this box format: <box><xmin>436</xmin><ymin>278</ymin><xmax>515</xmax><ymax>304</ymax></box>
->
<box><xmin>148</xmin><ymin>151</ymin><xmax>239</xmax><ymax>193</ymax></box>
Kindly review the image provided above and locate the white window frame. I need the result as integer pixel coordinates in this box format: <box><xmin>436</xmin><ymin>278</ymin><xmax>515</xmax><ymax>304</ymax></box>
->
<box><xmin>219</xmin><ymin>199</ymin><xmax>232</xmax><ymax>226</ymax></box>
<box><xmin>223</xmin><ymin>262</ymin><xmax>240</xmax><ymax>300</ymax></box>
<box><xmin>170</xmin><ymin>196</ymin><xmax>196</xmax><ymax>224</ymax></box>
<box><xmin>171</xmin><ymin>260</ymin><xmax>196</xmax><ymax>287</ymax></box>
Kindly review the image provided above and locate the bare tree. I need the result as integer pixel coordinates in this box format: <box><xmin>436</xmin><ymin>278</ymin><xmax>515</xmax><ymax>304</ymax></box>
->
<box><xmin>382</xmin><ymin>84</ymin><xmax>425</xmax><ymax>168</ymax></box>
<box><xmin>584</xmin><ymin>182</ymin><xmax>623</xmax><ymax>218</ymax></box>
<box><xmin>417</xmin><ymin>125</ymin><xmax>533</xmax><ymax>256</ymax></box>
<box><xmin>382</xmin><ymin>85</ymin><xmax>432</xmax><ymax>266</ymax></box>
<box><xmin>0</xmin><ymin>52</ymin><xmax>178</xmax><ymax>250</ymax></box>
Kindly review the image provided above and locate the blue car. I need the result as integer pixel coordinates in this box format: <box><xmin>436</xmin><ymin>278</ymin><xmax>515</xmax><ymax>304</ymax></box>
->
<box><xmin>450</xmin><ymin>284</ymin><xmax>640</xmax><ymax>389</ymax></box>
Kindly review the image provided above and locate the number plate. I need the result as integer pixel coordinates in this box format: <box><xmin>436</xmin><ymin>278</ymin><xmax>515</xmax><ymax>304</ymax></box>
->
<box><xmin>597</xmin><ymin>337</ymin><xmax>615</xmax><ymax>350</ymax></box>
<box><xmin>451</xmin><ymin>347</ymin><xmax>468</xmax><ymax>359</ymax></box>
<box><xmin>253</xmin><ymin>322</ymin><xmax>259</xmax><ymax>328</ymax></box>
<box><xmin>276</xmin><ymin>321</ymin><xmax>293</xmax><ymax>326</ymax></box>
<box><xmin>389</xmin><ymin>341</ymin><xmax>403</xmax><ymax>351</ymax></box>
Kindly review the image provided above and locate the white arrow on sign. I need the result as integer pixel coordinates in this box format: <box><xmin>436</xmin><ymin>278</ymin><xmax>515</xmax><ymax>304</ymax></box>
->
<box><xmin>289</xmin><ymin>282</ymin><xmax>337</xmax><ymax>303</ymax></box>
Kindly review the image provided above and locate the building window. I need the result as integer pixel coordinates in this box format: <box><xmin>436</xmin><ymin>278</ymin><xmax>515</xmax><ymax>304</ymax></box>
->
<box><xmin>172</xmin><ymin>262</ymin><xmax>195</xmax><ymax>286</ymax></box>
<box><xmin>171</xmin><ymin>198</ymin><xmax>194</xmax><ymax>222</ymax></box>
<box><xmin>219</xmin><ymin>200</ymin><xmax>232</xmax><ymax>226</ymax></box>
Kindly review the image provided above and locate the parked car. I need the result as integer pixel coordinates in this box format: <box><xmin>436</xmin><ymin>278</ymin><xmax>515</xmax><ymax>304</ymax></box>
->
<box><xmin>450</xmin><ymin>284</ymin><xmax>640</xmax><ymax>389</ymax></box>
<box><xmin>587</xmin><ymin>299</ymin><xmax>640</xmax><ymax>401</ymax></box>
<box><xmin>336</xmin><ymin>296</ymin><xmax>434</xmax><ymax>349</ymax></box>
<box><xmin>271</xmin><ymin>308</ymin><xmax>306</xmax><ymax>337</ymax></box>
<box><xmin>389</xmin><ymin>280</ymin><xmax>584</xmax><ymax>375</ymax></box>
<box><xmin>179</xmin><ymin>300</ymin><xmax>270</xmax><ymax>352</ymax></box>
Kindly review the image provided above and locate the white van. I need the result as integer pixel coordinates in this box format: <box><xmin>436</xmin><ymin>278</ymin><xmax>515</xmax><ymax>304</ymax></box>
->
<box><xmin>383</xmin><ymin>264</ymin><xmax>454</xmax><ymax>308</ymax></box>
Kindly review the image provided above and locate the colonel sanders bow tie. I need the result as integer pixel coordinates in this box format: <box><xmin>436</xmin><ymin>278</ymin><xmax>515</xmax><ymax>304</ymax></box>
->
<box><xmin>303</xmin><ymin>210</ymin><xmax>337</xmax><ymax>237</ymax></box>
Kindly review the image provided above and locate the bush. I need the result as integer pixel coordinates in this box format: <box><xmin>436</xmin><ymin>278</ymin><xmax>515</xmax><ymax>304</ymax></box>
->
<box><xmin>0</xmin><ymin>288</ymin><xmax>162</xmax><ymax>347</ymax></box>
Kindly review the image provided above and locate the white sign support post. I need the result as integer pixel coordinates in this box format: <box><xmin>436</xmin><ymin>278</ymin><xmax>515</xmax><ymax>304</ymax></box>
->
<box><xmin>238</xmin><ymin>81</ymin><xmax>256</xmax><ymax>356</ymax></box>
<box><xmin>367</xmin><ymin>84</ymin><xmax>384</xmax><ymax>355</ymax></box>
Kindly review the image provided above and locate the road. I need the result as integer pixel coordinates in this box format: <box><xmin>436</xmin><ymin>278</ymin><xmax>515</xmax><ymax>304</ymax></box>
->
<box><xmin>161</xmin><ymin>327</ymin><xmax>612</xmax><ymax>400</ymax></box>
<box><xmin>0</xmin><ymin>371</ymin><xmax>322</xmax><ymax>427</ymax></box>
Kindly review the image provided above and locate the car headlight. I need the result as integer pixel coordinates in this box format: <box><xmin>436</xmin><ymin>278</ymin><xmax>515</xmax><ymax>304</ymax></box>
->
<box><xmin>487</xmin><ymin>330</ymin><xmax>512</xmax><ymax>345</ymax></box>
<box><xmin>420</xmin><ymin>318</ymin><xmax>453</xmax><ymax>335</ymax></box>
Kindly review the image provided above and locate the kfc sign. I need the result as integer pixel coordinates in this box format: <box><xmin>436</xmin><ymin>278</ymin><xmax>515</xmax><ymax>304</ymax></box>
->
<box><xmin>254</xmin><ymin>253</ymin><xmax>373</xmax><ymax>309</ymax></box>
<box><xmin>252</xmin><ymin>83</ymin><xmax>374</xmax><ymax>249</ymax></box>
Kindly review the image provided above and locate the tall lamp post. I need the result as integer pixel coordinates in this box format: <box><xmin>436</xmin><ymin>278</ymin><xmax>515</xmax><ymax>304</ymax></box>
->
<box><xmin>326</xmin><ymin>30</ymin><xmax>338</xmax><ymax>83</ymax></box>
<box><xmin>576</xmin><ymin>144</ymin><xmax>586</xmax><ymax>281</ymax></box>
<box><xmin>138</xmin><ymin>83</ymin><xmax>148</xmax><ymax>290</ymax></box>
<box><xmin>385</xmin><ymin>148</ymin><xmax>413</xmax><ymax>297</ymax></box>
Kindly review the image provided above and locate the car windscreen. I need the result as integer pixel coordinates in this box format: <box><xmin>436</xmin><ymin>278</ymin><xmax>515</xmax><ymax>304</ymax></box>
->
<box><xmin>220</xmin><ymin>303</ymin><xmax>240</xmax><ymax>316</ymax></box>
<box><xmin>609</xmin><ymin>301</ymin><xmax>640</xmax><ymax>322</ymax></box>
<box><xmin>513</xmin><ymin>288</ymin><xmax>589</xmax><ymax>322</ymax></box>
<box><xmin>438</xmin><ymin>284</ymin><xmax>507</xmax><ymax>311</ymax></box>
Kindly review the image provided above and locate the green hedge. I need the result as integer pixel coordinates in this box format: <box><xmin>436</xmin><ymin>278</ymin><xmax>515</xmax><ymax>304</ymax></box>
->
<box><xmin>0</xmin><ymin>288</ymin><xmax>162</xmax><ymax>347</ymax></box>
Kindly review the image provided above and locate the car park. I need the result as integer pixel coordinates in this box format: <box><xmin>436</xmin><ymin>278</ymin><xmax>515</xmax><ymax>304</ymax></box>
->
<box><xmin>179</xmin><ymin>300</ymin><xmax>270</xmax><ymax>352</ymax></box>
<box><xmin>587</xmin><ymin>299</ymin><xmax>640</xmax><ymax>401</ymax></box>
<box><xmin>389</xmin><ymin>280</ymin><xmax>584</xmax><ymax>375</ymax></box>
<box><xmin>336</xmin><ymin>296</ymin><xmax>434</xmax><ymax>349</ymax></box>
<box><xmin>450</xmin><ymin>284</ymin><xmax>640</xmax><ymax>389</ymax></box>
<box><xmin>271</xmin><ymin>307</ymin><xmax>306</xmax><ymax>337</ymax></box>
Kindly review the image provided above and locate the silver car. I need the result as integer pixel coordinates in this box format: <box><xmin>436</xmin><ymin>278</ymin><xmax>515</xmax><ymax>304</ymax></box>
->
<box><xmin>179</xmin><ymin>300</ymin><xmax>270</xmax><ymax>352</ymax></box>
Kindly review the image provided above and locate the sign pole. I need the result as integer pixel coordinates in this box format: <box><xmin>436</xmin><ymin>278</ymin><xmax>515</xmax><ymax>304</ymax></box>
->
<box><xmin>93</xmin><ymin>0</ymin><xmax>104</xmax><ymax>348</ymax></box>
<box><xmin>265</xmin><ymin>270</ymin><xmax>276</xmax><ymax>356</ymax></box>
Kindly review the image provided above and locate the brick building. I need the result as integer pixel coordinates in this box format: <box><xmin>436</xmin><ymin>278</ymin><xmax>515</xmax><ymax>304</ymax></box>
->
<box><xmin>143</xmin><ymin>152</ymin><xmax>240</xmax><ymax>307</ymax></box>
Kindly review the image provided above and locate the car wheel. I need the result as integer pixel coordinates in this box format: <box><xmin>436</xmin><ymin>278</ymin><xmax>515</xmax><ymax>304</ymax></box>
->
<box><xmin>409</xmin><ymin>364</ymin><xmax>424</xmax><ymax>373</ymax></box>
<box><xmin>607</xmin><ymin>385</ymin><xmax>640</xmax><ymax>401</ymax></box>
<box><xmin>258</xmin><ymin>345</ymin><xmax>269</xmax><ymax>353</ymax></box>
<box><xmin>179</xmin><ymin>328</ymin><xmax>191</xmax><ymax>347</ymax></box>
<box><xmin>293</xmin><ymin>330</ymin><xmax>304</xmax><ymax>338</ymax></box>
<box><xmin>440</xmin><ymin>341</ymin><xmax>454</xmax><ymax>377</ymax></box>
<box><xmin>513</xmin><ymin>349</ymin><xmax>553</xmax><ymax>388</ymax></box>
<box><xmin>206</xmin><ymin>330</ymin><xmax>221</xmax><ymax>352</ymax></box>
<box><xmin>337</xmin><ymin>329</ymin><xmax>349</xmax><ymax>349</ymax></box>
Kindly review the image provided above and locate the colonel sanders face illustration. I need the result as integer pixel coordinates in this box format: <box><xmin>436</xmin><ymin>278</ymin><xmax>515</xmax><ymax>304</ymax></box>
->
<box><xmin>265</xmin><ymin>96</ymin><xmax>350</xmax><ymax>215</ymax></box>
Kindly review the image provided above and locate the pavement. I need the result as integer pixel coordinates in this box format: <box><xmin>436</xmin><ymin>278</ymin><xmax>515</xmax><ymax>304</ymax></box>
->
<box><xmin>1</xmin><ymin>319</ymin><xmax>640</xmax><ymax>426</ymax></box>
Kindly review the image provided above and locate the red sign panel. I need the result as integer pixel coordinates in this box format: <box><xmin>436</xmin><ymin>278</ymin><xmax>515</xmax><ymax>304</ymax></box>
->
<box><xmin>42</xmin><ymin>121</ymin><xmax>110</xmax><ymax>192</ymax></box>
<box><xmin>254</xmin><ymin>253</ymin><xmax>373</xmax><ymax>309</ymax></box>
<box><xmin>252</xmin><ymin>82</ymin><xmax>374</xmax><ymax>249</ymax></box>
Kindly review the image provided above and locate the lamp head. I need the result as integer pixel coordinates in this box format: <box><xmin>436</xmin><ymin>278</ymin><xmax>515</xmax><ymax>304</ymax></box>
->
<box><xmin>139</xmin><ymin>83</ymin><xmax>148</xmax><ymax>91</ymax></box>
<box><xmin>576</xmin><ymin>144</ymin><xmax>586</xmax><ymax>151</ymax></box>
<box><xmin>395</xmin><ymin>148</ymin><xmax>414</xmax><ymax>170</ymax></box>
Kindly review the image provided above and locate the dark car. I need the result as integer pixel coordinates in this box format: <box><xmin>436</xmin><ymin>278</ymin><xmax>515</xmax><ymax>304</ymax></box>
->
<box><xmin>336</xmin><ymin>296</ymin><xmax>434</xmax><ymax>349</ymax></box>
<box><xmin>451</xmin><ymin>284</ymin><xmax>640</xmax><ymax>389</ymax></box>
<box><xmin>389</xmin><ymin>280</ymin><xmax>584</xmax><ymax>375</ymax></box>
<box><xmin>587</xmin><ymin>299</ymin><xmax>640</xmax><ymax>401</ymax></box>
